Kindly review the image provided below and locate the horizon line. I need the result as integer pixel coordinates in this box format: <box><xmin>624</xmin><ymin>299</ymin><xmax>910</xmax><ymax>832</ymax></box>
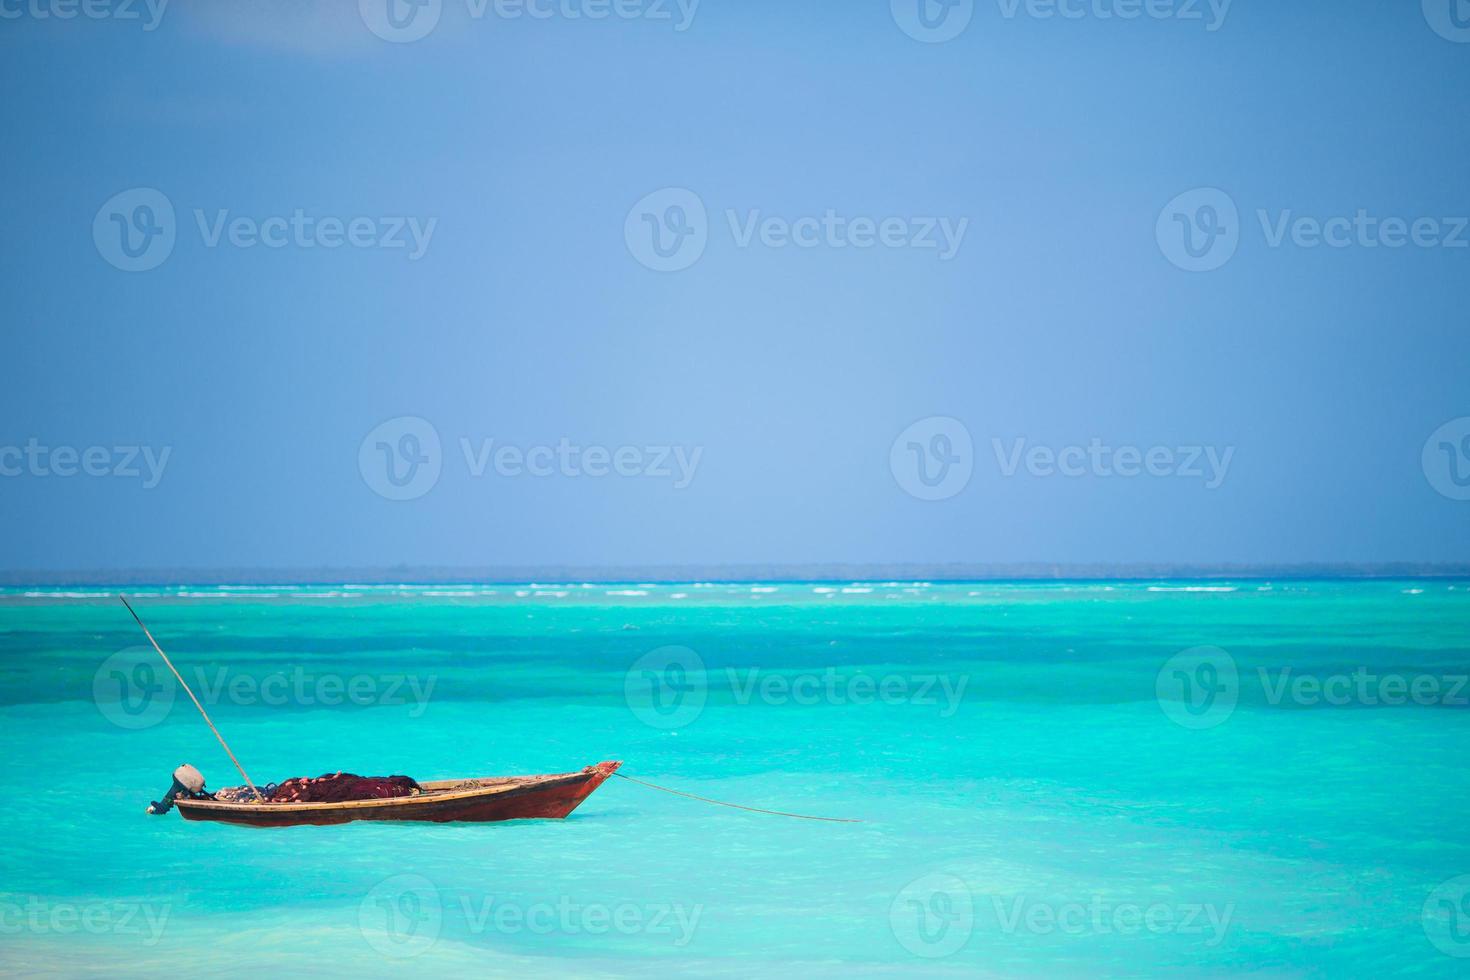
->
<box><xmin>4</xmin><ymin>561</ymin><xmax>1470</xmax><ymax>587</ymax></box>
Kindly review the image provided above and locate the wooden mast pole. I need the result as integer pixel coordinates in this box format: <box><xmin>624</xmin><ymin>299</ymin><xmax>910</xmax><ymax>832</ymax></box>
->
<box><xmin>119</xmin><ymin>594</ymin><xmax>264</xmax><ymax>802</ymax></box>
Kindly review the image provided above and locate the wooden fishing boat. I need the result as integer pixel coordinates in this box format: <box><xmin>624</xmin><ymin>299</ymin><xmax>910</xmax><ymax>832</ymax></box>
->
<box><xmin>119</xmin><ymin>596</ymin><xmax>858</xmax><ymax>830</ymax></box>
<box><xmin>171</xmin><ymin>761</ymin><xmax>622</xmax><ymax>827</ymax></box>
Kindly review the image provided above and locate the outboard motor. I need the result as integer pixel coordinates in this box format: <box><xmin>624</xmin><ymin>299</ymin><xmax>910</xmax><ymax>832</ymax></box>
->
<box><xmin>146</xmin><ymin>764</ymin><xmax>210</xmax><ymax>814</ymax></box>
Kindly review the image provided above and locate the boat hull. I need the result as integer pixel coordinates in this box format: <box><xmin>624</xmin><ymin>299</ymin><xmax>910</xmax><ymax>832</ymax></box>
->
<box><xmin>174</xmin><ymin>761</ymin><xmax>621</xmax><ymax>827</ymax></box>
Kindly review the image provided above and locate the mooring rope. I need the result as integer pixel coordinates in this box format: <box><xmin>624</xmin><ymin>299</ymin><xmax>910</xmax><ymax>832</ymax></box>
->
<box><xmin>612</xmin><ymin>771</ymin><xmax>862</xmax><ymax>823</ymax></box>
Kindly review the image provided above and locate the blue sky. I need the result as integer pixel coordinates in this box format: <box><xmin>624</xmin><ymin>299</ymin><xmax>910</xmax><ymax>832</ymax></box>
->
<box><xmin>2</xmin><ymin>0</ymin><xmax>1468</xmax><ymax>573</ymax></box>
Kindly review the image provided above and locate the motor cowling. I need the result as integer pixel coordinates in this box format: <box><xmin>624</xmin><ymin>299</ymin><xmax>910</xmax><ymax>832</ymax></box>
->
<box><xmin>146</xmin><ymin>764</ymin><xmax>209</xmax><ymax>814</ymax></box>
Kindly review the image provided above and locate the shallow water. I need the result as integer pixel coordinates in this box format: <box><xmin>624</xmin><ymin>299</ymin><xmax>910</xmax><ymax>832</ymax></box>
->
<box><xmin>0</xmin><ymin>582</ymin><xmax>1467</xmax><ymax>976</ymax></box>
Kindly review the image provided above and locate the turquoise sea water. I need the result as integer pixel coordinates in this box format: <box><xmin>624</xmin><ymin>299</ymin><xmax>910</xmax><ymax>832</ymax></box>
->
<box><xmin>1</xmin><ymin>581</ymin><xmax>1467</xmax><ymax>976</ymax></box>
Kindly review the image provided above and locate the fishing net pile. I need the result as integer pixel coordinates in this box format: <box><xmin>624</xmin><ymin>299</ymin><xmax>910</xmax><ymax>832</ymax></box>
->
<box><xmin>213</xmin><ymin>773</ymin><xmax>422</xmax><ymax>804</ymax></box>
